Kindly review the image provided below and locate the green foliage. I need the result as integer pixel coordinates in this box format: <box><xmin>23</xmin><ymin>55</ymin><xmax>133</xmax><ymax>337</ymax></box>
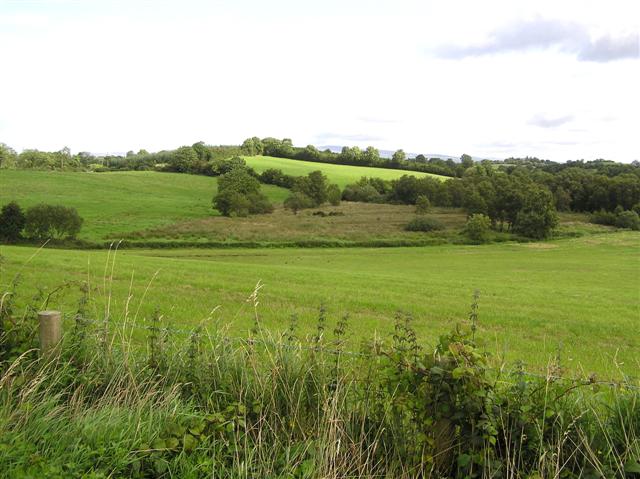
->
<box><xmin>513</xmin><ymin>187</ymin><xmax>558</xmax><ymax>239</ymax></box>
<box><xmin>405</xmin><ymin>216</ymin><xmax>445</xmax><ymax>232</ymax></box>
<box><xmin>293</xmin><ymin>170</ymin><xmax>329</xmax><ymax>207</ymax></box>
<box><xmin>0</xmin><ymin>201</ymin><xmax>26</xmax><ymax>242</ymax></box>
<box><xmin>283</xmin><ymin>192</ymin><xmax>314</xmax><ymax>214</ymax></box>
<box><xmin>213</xmin><ymin>167</ymin><xmax>273</xmax><ymax>217</ymax></box>
<box><xmin>326</xmin><ymin>184</ymin><xmax>341</xmax><ymax>206</ymax></box>
<box><xmin>464</xmin><ymin>214</ymin><xmax>492</xmax><ymax>243</ymax></box>
<box><xmin>341</xmin><ymin>184</ymin><xmax>383</xmax><ymax>203</ymax></box>
<box><xmin>590</xmin><ymin>209</ymin><xmax>617</xmax><ymax>226</ymax></box>
<box><xmin>415</xmin><ymin>195</ymin><xmax>431</xmax><ymax>214</ymax></box>
<box><xmin>0</xmin><ymin>143</ymin><xmax>17</xmax><ymax>168</ymax></box>
<box><xmin>615</xmin><ymin>210</ymin><xmax>640</xmax><ymax>230</ymax></box>
<box><xmin>24</xmin><ymin>204</ymin><xmax>83</xmax><ymax>240</ymax></box>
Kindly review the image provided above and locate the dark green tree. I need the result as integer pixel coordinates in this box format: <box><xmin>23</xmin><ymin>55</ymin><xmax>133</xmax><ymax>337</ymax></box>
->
<box><xmin>0</xmin><ymin>202</ymin><xmax>26</xmax><ymax>242</ymax></box>
<box><xmin>284</xmin><ymin>192</ymin><xmax>314</xmax><ymax>215</ymax></box>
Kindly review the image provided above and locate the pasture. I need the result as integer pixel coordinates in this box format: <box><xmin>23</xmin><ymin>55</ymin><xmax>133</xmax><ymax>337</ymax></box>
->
<box><xmin>1</xmin><ymin>231</ymin><xmax>638</xmax><ymax>377</ymax></box>
<box><xmin>242</xmin><ymin>155</ymin><xmax>447</xmax><ymax>187</ymax></box>
<box><xmin>0</xmin><ymin>170</ymin><xmax>289</xmax><ymax>242</ymax></box>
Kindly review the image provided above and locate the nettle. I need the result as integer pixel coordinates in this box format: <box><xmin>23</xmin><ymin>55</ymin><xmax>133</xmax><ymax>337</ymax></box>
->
<box><xmin>370</xmin><ymin>309</ymin><xmax>500</xmax><ymax>477</ymax></box>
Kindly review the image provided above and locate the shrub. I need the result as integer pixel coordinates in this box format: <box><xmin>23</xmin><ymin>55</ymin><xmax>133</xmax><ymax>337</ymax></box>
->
<box><xmin>0</xmin><ymin>202</ymin><xmax>26</xmax><ymax>242</ymax></box>
<box><xmin>464</xmin><ymin>214</ymin><xmax>491</xmax><ymax>242</ymax></box>
<box><xmin>415</xmin><ymin>195</ymin><xmax>431</xmax><ymax>214</ymax></box>
<box><xmin>405</xmin><ymin>216</ymin><xmax>444</xmax><ymax>232</ymax></box>
<box><xmin>590</xmin><ymin>210</ymin><xmax>617</xmax><ymax>226</ymax></box>
<box><xmin>327</xmin><ymin>184</ymin><xmax>341</xmax><ymax>206</ymax></box>
<box><xmin>259</xmin><ymin>168</ymin><xmax>296</xmax><ymax>189</ymax></box>
<box><xmin>247</xmin><ymin>192</ymin><xmax>274</xmax><ymax>215</ymax></box>
<box><xmin>615</xmin><ymin>210</ymin><xmax>640</xmax><ymax>230</ymax></box>
<box><xmin>214</xmin><ymin>190</ymin><xmax>251</xmax><ymax>217</ymax></box>
<box><xmin>284</xmin><ymin>192</ymin><xmax>314</xmax><ymax>215</ymax></box>
<box><xmin>293</xmin><ymin>171</ymin><xmax>329</xmax><ymax>207</ymax></box>
<box><xmin>341</xmin><ymin>184</ymin><xmax>382</xmax><ymax>203</ymax></box>
<box><xmin>24</xmin><ymin>204</ymin><xmax>83</xmax><ymax>240</ymax></box>
<box><xmin>213</xmin><ymin>167</ymin><xmax>273</xmax><ymax>217</ymax></box>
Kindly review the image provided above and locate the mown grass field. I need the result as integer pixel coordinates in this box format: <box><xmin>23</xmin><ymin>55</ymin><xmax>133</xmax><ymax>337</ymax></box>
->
<box><xmin>2</xmin><ymin>232</ymin><xmax>638</xmax><ymax>377</ymax></box>
<box><xmin>243</xmin><ymin>155</ymin><xmax>447</xmax><ymax>187</ymax></box>
<box><xmin>0</xmin><ymin>170</ymin><xmax>289</xmax><ymax>242</ymax></box>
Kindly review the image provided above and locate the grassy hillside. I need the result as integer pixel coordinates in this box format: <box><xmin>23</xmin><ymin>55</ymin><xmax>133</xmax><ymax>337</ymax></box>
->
<box><xmin>243</xmin><ymin>155</ymin><xmax>448</xmax><ymax>187</ymax></box>
<box><xmin>2</xmin><ymin>231</ymin><xmax>638</xmax><ymax>376</ymax></box>
<box><xmin>0</xmin><ymin>170</ymin><xmax>289</xmax><ymax>242</ymax></box>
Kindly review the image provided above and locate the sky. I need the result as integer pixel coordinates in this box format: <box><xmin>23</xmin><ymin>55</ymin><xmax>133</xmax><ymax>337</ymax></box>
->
<box><xmin>0</xmin><ymin>0</ymin><xmax>638</xmax><ymax>162</ymax></box>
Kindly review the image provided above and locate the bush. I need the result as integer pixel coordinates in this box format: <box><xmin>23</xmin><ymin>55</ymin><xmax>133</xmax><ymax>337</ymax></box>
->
<box><xmin>415</xmin><ymin>195</ymin><xmax>431</xmax><ymax>214</ymax></box>
<box><xmin>247</xmin><ymin>192</ymin><xmax>274</xmax><ymax>215</ymax></box>
<box><xmin>213</xmin><ymin>167</ymin><xmax>273</xmax><ymax>217</ymax></box>
<box><xmin>24</xmin><ymin>204</ymin><xmax>83</xmax><ymax>240</ymax></box>
<box><xmin>590</xmin><ymin>210</ymin><xmax>617</xmax><ymax>226</ymax></box>
<box><xmin>341</xmin><ymin>184</ymin><xmax>382</xmax><ymax>203</ymax></box>
<box><xmin>293</xmin><ymin>171</ymin><xmax>329</xmax><ymax>207</ymax></box>
<box><xmin>214</xmin><ymin>190</ymin><xmax>251</xmax><ymax>217</ymax></box>
<box><xmin>284</xmin><ymin>192</ymin><xmax>314</xmax><ymax>214</ymax></box>
<box><xmin>404</xmin><ymin>216</ymin><xmax>444</xmax><ymax>232</ymax></box>
<box><xmin>326</xmin><ymin>184</ymin><xmax>341</xmax><ymax>206</ymax></box>
<box><xmin>615</xmin><ymin>210</ymin><xmax>640</xmax><ymax>230</ymax></box>
<box><xmin>0</xmin><ymin>202</ymin><xmax>26</xmax><ymax>242</ymax></box>
<box><xmin>463</xmin><ymin>214</ymin><xmax>491</xmax><ymax>242</ymax></box>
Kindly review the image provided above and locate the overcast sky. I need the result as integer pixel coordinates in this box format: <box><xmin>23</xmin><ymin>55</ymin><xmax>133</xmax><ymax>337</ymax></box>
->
<box><xmin>1</xmin><ymin>0</ymin><xmax>638</xmax><ymax>161</ymax></box>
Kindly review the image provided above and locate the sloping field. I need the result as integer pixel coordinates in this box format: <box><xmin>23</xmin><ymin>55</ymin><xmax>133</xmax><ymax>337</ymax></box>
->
<box><xmin>243</xmin><ymin>155</ymin><xmax>448</xmax><ymax>188</ymax></box>
<box><xmin>0</xmin><ymin>170</ymin><xmax>289</xmax><ymax>241</ymax></box>
<box><xmin>1</xmin><ymin>232</ymin><xmax>638</xmax><ymax>376</ymax></box>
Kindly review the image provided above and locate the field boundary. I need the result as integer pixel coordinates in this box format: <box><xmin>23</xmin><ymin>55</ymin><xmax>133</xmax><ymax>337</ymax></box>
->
<box><xmin>61</xmin><ymin>312</ymin><xmax>640</xmax><ymax>391</ymax></box>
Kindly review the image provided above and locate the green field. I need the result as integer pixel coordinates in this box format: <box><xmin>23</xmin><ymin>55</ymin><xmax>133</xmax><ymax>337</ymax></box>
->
<box><xmin>2</xmin><ymin>232</ymin><xmax>638</xmax><ymax>377</ymax></box>
<box><xmin>0</xmin><ymin>170</ymin><xmax>289</xmax><ymax>242</ymax></box>
<box><xmin>243</xmin><ymin>155</ymin><xmax>447</xmax><ymax>187</ymax></box>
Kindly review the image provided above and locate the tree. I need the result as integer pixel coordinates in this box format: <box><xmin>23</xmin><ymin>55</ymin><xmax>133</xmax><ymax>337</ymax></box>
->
<box><xmin>415</xmin><ymin>195</ymin><xmax>431</xmax><ymax>214</ymax></box>
<box><xmin>615</xmin><ymin>210</ymin><xmax>640</xmax><ymax>230</ymax></box>
<box><xmin>460</xmin><ymin>154</ymin><xmax>474</xmax><ymax>170</ymax></box>
<box><xmin>0</xmin><ymin>143</ymin><xmax>17</xmax><ymax>169</ymax></box>
<box><xmin>213</xmin><ymin>167</ymin><xmax>272</xmax><ymax>217</ymax></box>
<box><xmin>512</xmin><ymin>187</ymin><xmax>558</xmax><ymax>239</ymax></box>
<box><xmin>284</xmin><ymin>192</ymin><xmax>314</xmax><ymax>214</ymax></box>
<box><xmin>391</xmin><ymin>149</ymin><xmax>406</xmax><ymax>166</ymax></box>
<box><xmin>214</xmin><ymin>190</ymin><xmax>251</xmax><ymax>217</ymax></box>
<box><xmin>294</xmin><ymin>170</ymin><xmax>329</xmax><ymax>207</ymax></box>
<box><xmin>463</xmin><ymin>214</ymin><xmax>491</xmax><ymax>243</ymax></box>
<box><xmin>170</xmin><ymin>146</ymin><xmax>199</xmax><ymax>172</ymax></box>
<box><xmin>0</xmin><ymin>202</ymin><xmax>26</xmax><ymax>242</ymax></box>
<box><xmin>327</xmin><ymin>184</ymin><xmax>341</xmax><ymax>206</ymax></box>
<box><xmin>24</xmin><ymin>204</ymin><xmax>83</xmax><ymax>240</ymax></box>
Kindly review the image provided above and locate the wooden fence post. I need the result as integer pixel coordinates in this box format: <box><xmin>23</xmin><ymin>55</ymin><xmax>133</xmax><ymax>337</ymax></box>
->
<box><xmin>38</xmin><ymin>310</ymin><xmax>62</xmax><ymax>355</ymax></box>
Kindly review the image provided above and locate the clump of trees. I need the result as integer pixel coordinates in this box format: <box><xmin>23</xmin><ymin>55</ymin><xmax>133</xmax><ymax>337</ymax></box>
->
<box><xmin>591</xmin><ymin>208</ymin><xmax>640</xmax><ymax>230</ymax></box>
<box><xmin>283</xmin><ymin>171</ymin><xmax>341</xmax><ymax>214</ymax></box>
<box><xmin>0</xmin><ymin>202</ymin><xmax>83</xmax><ymax>242</ymax></box>
<box><xmin>213</xmin><ymin>167</ymin><xmax>273</xmax><ymax>217</ymax></box>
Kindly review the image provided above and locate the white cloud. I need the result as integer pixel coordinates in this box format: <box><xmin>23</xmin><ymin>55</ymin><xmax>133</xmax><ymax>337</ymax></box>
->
<box><xmin>0</xmin><ymin>0</ymin><xmax>638</xmax><ymax>162</ymax></box>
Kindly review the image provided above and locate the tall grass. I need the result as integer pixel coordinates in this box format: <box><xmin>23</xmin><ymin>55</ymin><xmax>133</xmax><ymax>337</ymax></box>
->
<box><xmin>0</xmin><ymin>275</ymin><xmax>638</xmax><ymax>478</ymax></box>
